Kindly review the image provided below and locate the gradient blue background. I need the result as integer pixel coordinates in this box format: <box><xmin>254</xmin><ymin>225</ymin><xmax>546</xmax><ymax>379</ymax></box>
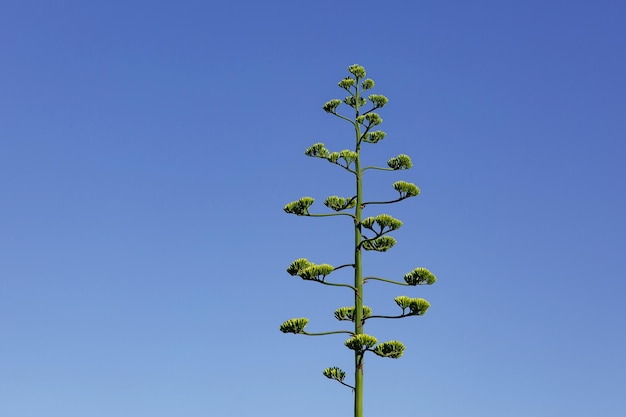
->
<box><xmin>1</xmin><ymin>1</ymin><xmax>625</xmax><ymax>416</ymax></box>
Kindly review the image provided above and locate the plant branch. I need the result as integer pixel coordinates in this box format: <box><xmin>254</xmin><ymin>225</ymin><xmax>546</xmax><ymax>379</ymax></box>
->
<box><xmin>357</xmin><ymin>229</ymin><xmax>394</xmax><ymax>250</ymax></box>
<box><xmin>360</xmin><ymin>227</ymin><xmax>393</xmax><ymax>240</ymax></box>
<box><xmin>306</xmin><ymin>212</ymin><xmax>356</xmax><ymax>219</ymax></box>
<box><xmin>333</xmin><ymin>263</ymin><xmax>355</xmax><ymax>271</ymax></box>
<box><xmin>337</xmin><ymin>380</ymin><xmax>356</xmax><ymax>391</ymax></box>
<box><xmin>361</xmin><ymin>166</ymin><xmax>394</xmax><ymax>173</ymax></box>
<box><xmin>365</xmin><ymin>314</ymin><xmax>411</xmax><ymax>320</ymax></box>
<box><xmin>328</xmin><ymin>161</ymin><xmax>357</xmax><ymax>174</ymax></box>
<box><xmin>360</xmin><ymin>124</ymin><xmax>372</xmax><ymax>139</ymax></box>
<box><xmin>361</xmin><ymin>197</ymin><xmax>407</xmax><ymax>207</ymax></box>
<box><xmin>362</xmin><ymin>106</ymin><xmax>381</xmax><ymax>116</ymax></box>
<box><xmin>319</xmin><ymin>281</ymin><xmax>357</xmax><ymax>291</ymax></box>
<box><xmin>302</xmin><ymin>330</ymin><xmax>354</xmax><ymax>336</ymax></box>
<box><xmin>342</xmin><ymin>88</ymin><xmax>356</xmax><ymax>98</ymax></box>
<box><xmin>332</xmin><ymin>112</ymin><xmax>357</xmax><ymax>126</ymax></box>
<box><xmin>363</xmin><ymin>276</ymin><xmax>409</xmax><ymax>286</ymax></box>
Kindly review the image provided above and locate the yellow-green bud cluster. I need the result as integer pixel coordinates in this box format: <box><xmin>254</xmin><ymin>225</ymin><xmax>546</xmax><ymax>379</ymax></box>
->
<box><xmin>345</xmin><ymin>334</ymin><xmax>378</xmax><ymax>351</ymax></box>
<box><xmin>361</xmin><ymin>214</ymin><xmax>403</xmax><ymax>233</ymax></box>
<box><xmin>363</xmin><ymin>130</ymin><xmax>386</xmax><ymax>143</ymax></box>
<box><xmin>362</xmin><ymin>236</ymin><xmax>396</xmax><ymax>252</ymax></box>
<box><xmin>387</xmin><ymin>154</ymin><xmax>413</xmax><ymax>170</ymax></box>
<box><xmin>323</xmin><ymin>99</ymin><xmax>341</xmax><ymax>113</ymax></box>
<box><xmin>283</xmin><ymin>197</ymin><xmax>315</xmax><ymax>215</ymax></box>
<box><xmin>327</xmin><ymin>151</ymin><xmax>340</xmax><ymax>163</ymax></box>
<box><xmin>279</xmin><ymin>318</ymin><xmax>309</xmax><ymax>334</ymax></box>
<box><xmin>334</xmin><ymin>306</ymin><xmax>372</xmax><ymax>322</ymax></box>
<box><xmin>286</xmin><ymin>258</ymin><xmax>312</xmax><ymax>276</ymax></box>
<box><xmin>373</xmin><ymin>340</ymin><xmax>405</xmax><ymax>359</ymax></box>
<box><xmin>340</xmin><ymin>149</ymin><xmax>358</xmax><ymax>165</ymax></box>
<box><xmin>344</xmin><ymin>96</ymin><xmax>367</xmax><ymax>108</ymax></box>
<box><xmin>324</xmin><ymin>195</ymin><xmax>356</xmax><ymax>212</ymax></box>
<box><xmin>404</xmin><ymin>267</ymin><xmax>437</xmax><ymax>285</ymax></box>
<box><xmin>357</xmin><ymin>113</ymin><xmax>382</xmax><ymax>127</ymax></box>
<box><xmin>338</xmin><ymin>77</ymin><xmax>356</xmax><ymax>89</ymax></box>
<box><xmin>348</xmin><ymin>64</ymin><xmax>366</xmax><ymax>79</ymax></box>
<box><xmin>298</xmin><ymin>264</ymin><xmax>334</xmax><ymax>281</ymax></box>
<box><xmin>393</xmin><ymin>181</ymin><xmax>420</xmax><ymax>198</ymax></box>
<box><xmin>368</xmin><ymin>94</ymin><xmax>389</xmax><ymax>108</ymax></box>
<box><xmin>361</xmin><ymin>78</ymin><xmax>374</xmax><ymax>90</ymax></box>
<box><xmin>286</xmin><ymin>258</ymin><xmax>334</xmax><ymax>282</ymax></box>
<box><xmin>394</xmin><ymin>296</ymin><xmax>430</xmax><ymax>316</ymax></box>
<box><xmin>305</xmin><ymin>142</ymin><xmax>329</xmax><ymax>158</ymax></box>
<box><xmin>323</xmin><ymin>367</ymin><xmax>346</xmax><ymax>382</ymax></box>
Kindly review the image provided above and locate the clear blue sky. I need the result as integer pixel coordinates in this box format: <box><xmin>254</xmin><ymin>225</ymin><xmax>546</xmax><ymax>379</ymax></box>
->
<box><xmin>1</xmin><ymin>1</ymin><xmax>625</xmax><ymax>416</ymax></box>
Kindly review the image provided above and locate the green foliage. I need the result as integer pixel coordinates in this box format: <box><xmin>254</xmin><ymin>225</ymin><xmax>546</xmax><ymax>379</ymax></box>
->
<box><xmin>324</xmin><ymin>195</ymin><xmax>357</xmax><ymax>211</ymax></box>
<box><xmin>409</xmin><ymin>298</ymin><xmax>430</xmax><ymax>315</ymax></box>
<box><xmin>323</xmin><ymin>99</ymin><xmax>342</xmax><ymax>113</ymax></box>
<box><xmin>404</xmin><ymin>267</ymin><xmax>437</xmax><ymax>285</ymax></box>
<box><xmin>361</xmin><ymin>78</ymin><xmax>374</xmax><ymax>90</ymax></box>
<box><xmin>394</xmin><ymin>296</ymin><xmax>412</xmax><ymax>309</ymax></box>
<box><xmin>368</xmin><ymin>94</ymin><xmax>389</xmax><ymax>108</ymax></box>
<box><xmin>394</xmin><ymin>296</ymin><xmax>430</xmax><ymax>316</ymax></box>
<box><xmin>334</xmin><ymin>306</ymin><xmax>373</xmax><ymax>322</ymax></box>
<box><xmin>340</xmin><ymin>149</ymin><xmax>358</xmax><ymax>165</ymax></box>
<box><xmin>387</xmin><ymin>154</ymin><xmax>413</xmax><ymax>170</ymax></box>
<box><xmin>280</xmin><ymin>318</ymin><xmax>309</xmax><ymax>334</ymax></box>
<box><xmin>356</xmin><ymin>113</ymin><xmax>383</xmax><ymax>127</ymax></box>
<box><xmin>286</xmin><ymin>258</ymin><xmax>312</xmax><ymax>276</ymax></box>
<box><xmin>323</xmin><ymin>367</ymin><xmax>347</xmax><ymax>382</ymax></box>
<box><xmin>286</xmin><ymin>258</ymin><xmax>334</xmax><ymax>282</ymax></box>
<box><xmin>362</xmin><ymin>236</ymin><xmax>396</xmax><ymax>252</ymax></box>
<box><xmin>298</xmin><ymin>263</ymin><xmax>334</xmax><ymax>281</ymax></box>
<box><xmin>305</xmin><ymin>142</ymin><xmax>330</xmax><ymax>158</ymax></box>
<box><xmin>362</xmin><ymin>214</ymin><xmax>403</xmax><ymax>233</ymax></box>
<box><xmin>373</xmin><ymin>340</ymin><xmax>405</xmax><ymax>359</ymax></box>
<box><xmin>393</xmin><ymin>181</ymin><xmax>420</xmax><ymax>198</ymax></box>
<box><xmin>362</xmin><ymin>130</ymin><xmax>386</xmax><ymax>143</ymax></box>
<box><xmin>345</xmin><ymin>96</ymin><xmax>367</xmax><ymax>108</ymax></box>
<box><xmin>283</xmin><ymin>197</ymin><xmax>314</xmax><ymax>215</ymax></box>
<box><xmin>327</xmin><ymin>151</ymin><xmax>340</xmax><ymax>163</ymax></box>
<box><xmin>338</xmin><ymin>77</ymin><xmax>356</xmax><ymax>89</ymax></box>
<box><xmin>374</xmin><ymin>214</ymin><xmax>403</xmax><ymax>230</ymax></box>
<box><xmin>345</xmin><ymin>334</ymin><xmax>378</xmax><ymax>352</ymax></box>
<box><xmin>348</xmin><ymin>64</ymin><xmax>366</xmax><ymax>79</ymax></box>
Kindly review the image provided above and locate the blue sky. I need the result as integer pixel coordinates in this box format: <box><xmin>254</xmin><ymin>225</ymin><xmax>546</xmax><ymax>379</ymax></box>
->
<box><xmin>1</xmin><ymin>1</ymin><xmax>625</xmax><ymax>416</ymax></box>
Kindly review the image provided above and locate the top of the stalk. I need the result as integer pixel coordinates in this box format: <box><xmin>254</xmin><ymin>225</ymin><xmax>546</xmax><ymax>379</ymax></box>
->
<box><xmin>347</xmin><ymin>64</ymin><xmax>366</xmax><ymax>79</ymax></box>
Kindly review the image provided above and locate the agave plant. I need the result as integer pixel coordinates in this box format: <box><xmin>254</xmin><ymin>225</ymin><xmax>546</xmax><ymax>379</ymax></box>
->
<box><xmin>280</xmin><ymin>64</ymin><xmax>437</xmax><ymax>417</ymax></box>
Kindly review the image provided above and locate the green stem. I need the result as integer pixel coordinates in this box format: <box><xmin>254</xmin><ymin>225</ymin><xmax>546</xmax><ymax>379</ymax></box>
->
<box><xmin>362</xmin><ymin>276</ymin><xmax>409</xmax><ymax>286</ymax></box>
<box><xmin>354</xmin><ymin>77</ymin><xmax>364</xmax><ymax>417</ymax></box>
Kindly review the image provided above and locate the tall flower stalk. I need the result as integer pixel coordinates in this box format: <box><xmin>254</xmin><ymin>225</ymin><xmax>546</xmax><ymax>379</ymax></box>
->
<box><xmin>280</xmin><ymin>64</ymin><xmax>436</xmax><ymax>417</ymax></box>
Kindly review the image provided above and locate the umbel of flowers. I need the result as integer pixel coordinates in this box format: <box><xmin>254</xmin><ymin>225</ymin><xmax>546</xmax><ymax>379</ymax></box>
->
<box><xmin>280</xmin><ymin>64</ymin><xmax>436</xmax><ymax>417</ymax></box>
